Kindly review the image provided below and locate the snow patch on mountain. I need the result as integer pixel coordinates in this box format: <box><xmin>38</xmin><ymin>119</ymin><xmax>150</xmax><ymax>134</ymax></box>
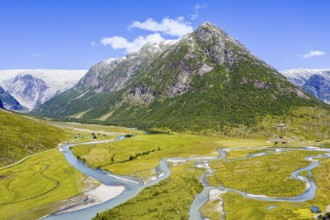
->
<box><xmin>281</xmin><ymin>69</ymin><xmax>330</xmax><ymax>104</ymax></box>
<box><xmin>0</xmin><ymin>69</ymin><xmax>87</xmax><ymax>110</ymax></box>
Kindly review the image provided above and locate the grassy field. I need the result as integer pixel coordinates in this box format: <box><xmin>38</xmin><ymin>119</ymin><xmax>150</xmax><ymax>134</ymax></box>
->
<box><xmin>250</xmin><ymin>107</ymin><xmax>330</xmax><ymax>141</ymax></box>
<box><xmin>0</xmin><ymin>148</ymin><xmax>95</xmax><ymax>220</ymax></box>
<box><xmin>201</xmin><ymin>152</ymin><xmax>330</xmax><ymax>220</ymax></box>
<box><xmin>200</xmin><ymin>198</ymin><xmax>223</xmax><ymax>220</ymax></box>
<box><xmin>48</xmin><ymin>121</ymin><xmax>141</xmax><ymax>144</ymax></box>
<box><xmin>71</xmin><ymin>134</ymin><xmax>271</xmax><ymax>180</ymax></box>
<box><xmin>0</xmin><ymin>109</ymin><xmax>68</xmax><ymax>166</ymax></box>
<box><xmin>0</xmin><ymin>113</ymin><xmax>137</xmax><ymax>219</ymax></box>
<box><xmin>49</xmin><ymin>121</ymin><xmax>142</xmax><ymax>135</ymax></box>
<box><xmin>93</xmin><ymin>161</ymin><xmax>203</xmax><ymax>220</ymax></box>
<box><xmin>1</xmin><ymin>108</ymin><xmax>328</xmax><ymax>220</ymax></box>
<box><xmin>210</xmin><ymin>150</ymin><xmax>320</xmax><ymax>197</ymax></box>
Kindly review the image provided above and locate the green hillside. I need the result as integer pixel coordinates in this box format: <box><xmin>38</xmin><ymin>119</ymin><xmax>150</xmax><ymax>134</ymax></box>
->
<box><xmin>0</xmin><ymin>109</ymin><xmax>67</xmax><ymax>166</ymax></box>
<box><xmin>33</xmin><ymin>22</ymin><xmax>330</xmax><ymax>136</ymax></box>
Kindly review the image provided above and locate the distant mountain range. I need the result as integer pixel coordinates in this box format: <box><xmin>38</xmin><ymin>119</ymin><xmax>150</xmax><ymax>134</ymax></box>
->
<box><xmin>281</xmin><ymin>69</ymin><xmax>330</xmax><ymax>104</ymax></box>
<box><xmin>33</xmin><ymin>22</ymin><xmax>328</xmax><ymax>133</ymax></box>
<box><xmin>0</xmin><ymin>69</ymin><xmax>87</xmax><ymax>110</ymax></box>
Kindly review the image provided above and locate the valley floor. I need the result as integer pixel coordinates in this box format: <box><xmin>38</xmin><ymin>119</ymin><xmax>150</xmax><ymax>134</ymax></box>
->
<box><xmin>0</xmin><ymin>121</ymin><xmax>329</xmax><ymax>220</ymax></box>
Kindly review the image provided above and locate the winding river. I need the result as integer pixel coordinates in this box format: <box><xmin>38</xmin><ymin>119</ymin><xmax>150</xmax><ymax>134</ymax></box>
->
<box><xmin>42</xmin><ymin>137</ymin><xmax>330</xmax><ymax>220</ymax></box>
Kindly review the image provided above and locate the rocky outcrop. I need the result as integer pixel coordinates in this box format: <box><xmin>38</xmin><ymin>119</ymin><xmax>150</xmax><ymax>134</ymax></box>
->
<box><xmin>127</xmin><ymin>85</ymin><xmax>157</xmax><ymax>104</ymax></box>
<box><xmin>254</xmin><ymin>80</ymin><xmax>271</xmax><ymax>89</ymax></box>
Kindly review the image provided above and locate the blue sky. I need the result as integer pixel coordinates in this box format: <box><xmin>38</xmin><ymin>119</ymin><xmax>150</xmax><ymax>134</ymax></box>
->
<box><xmin>0</xmin><ymin>0</ymin><xmax>329</xmax><ymax>70</ymax></box>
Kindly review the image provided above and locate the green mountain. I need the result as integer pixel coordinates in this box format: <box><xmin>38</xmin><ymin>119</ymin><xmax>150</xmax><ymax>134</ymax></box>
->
<box><xmin>0</xmin><ymin>109</ymin><xmax>67</xmax><ymax>166</ymax></box>
<box><xmin>33</xmin><ymin>22</ymin><xmax>329</xmax><ymax>135</ymax></box>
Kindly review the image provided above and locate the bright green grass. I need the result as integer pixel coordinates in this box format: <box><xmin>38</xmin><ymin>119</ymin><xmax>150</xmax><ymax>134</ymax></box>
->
<box><xmin>210</xmin><ymin>151</ymin><xmax>320</xmax><ymax>197</ymax></box>
<box><xmin>0</xmin><ymin>149</ymin><xmax>89</xmax><ymax>220</ymax></box>
<box><xmin>71</xmin><ymin>134</ymin><xmax>271</xmax><ymax>180</ymax></box>
<box><xmin>200</xmin><ymin>199</ymin><xmax>222</xmax><ymax>220</ymax></box>
<box><xmin>49</xmin><ymin>121</ymin><xmax>142</xmax><ymax>135</ymax></box>
<box><xmin>0</xmin><ymin>109</ymin><xmax>68</xmax><ymax>166</ymax></box>
<box><xmin>222</xmin><ymin>192</ymin><xmax>311</xmax><ymax>220</ymax></box>
<box><xmin>203</xmin><ymin>155</ymin><xmax>330</xmax><ymax>220</ymax></box>
<box><xmin>48</xmin><ymin>121</ymin><xmax>142</xmax><ymax>144</ymax></box>
<box><xmin>251</xmin><ymin>107</ymin><xmax>330</xmax><ymax>140</ymax></box>
<box><xmin>92</xmin><ymin>161</ymin><xmax>203</xmax><ymax>220</ymax></box>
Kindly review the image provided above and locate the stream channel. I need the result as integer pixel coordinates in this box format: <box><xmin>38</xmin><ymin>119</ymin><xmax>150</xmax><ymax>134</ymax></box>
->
<box><xmin>43</xmin><ymin>137</ymin><xmax>330</xmax><ymax>220</ymax></box>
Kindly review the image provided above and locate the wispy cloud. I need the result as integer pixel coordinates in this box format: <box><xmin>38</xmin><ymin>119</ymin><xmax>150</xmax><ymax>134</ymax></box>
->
<box><xmin>190</xmin><ymin>3</ymin><xmax>207</xmax><ymax>20</ymax></box>
<box><xmin>301</xmin><ymin>50</ymin><xmax>326</xmax><ymax>59</ymax></box>
<box><xmin>129</xmin><ymin>17</ymin><xmax>193</xmax><ymax>37</ymax></box>
<box><xmin>32</xmin><ymin>52</ymin><xmax>46</xmax><ymax>58</ymax></box>
<box><xmin>90</xmin><ymin>41</ymin><xmax>98</xmax><ymax>46</ymax></box>
<box><xmin>100</xmin><ymin>33</ymin><xmax>165</xmax><ymax>53</ymax></box>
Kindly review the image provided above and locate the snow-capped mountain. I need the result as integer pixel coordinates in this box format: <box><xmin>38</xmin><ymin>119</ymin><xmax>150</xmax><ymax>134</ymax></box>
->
<box><xmin>0</xmin><ymin>69</ymin><xmax>87</xmax><ymax>110</ymax></box>
<box><xmin>281</xmin><ymin>69</ymin><xmax>330</xmax><ymax>104</ymax></box>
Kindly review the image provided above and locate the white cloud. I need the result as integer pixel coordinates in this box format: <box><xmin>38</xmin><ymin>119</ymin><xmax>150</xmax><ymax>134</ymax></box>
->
<box><xmin>191</xmin><ymin>3</ymin><xmax>207</xmax><ymax>20</ymax></box>
<box><xmin>90</xmin><ymin>41</ymin><xmax>98</xmax><ymax>46</ymax></box>
<box><xmin>99</xmin><ymin>17</ymin><xmax>192</xmax><ymax>54</ymax></box>
<box><xmin>32</xmin><ymin>52</ymin><xmax>46</xmax><ymax>58</ymax></box>
<box><xmin>302</xmin><ymin>50</ymin><xmax>326</xmax><ymax>59</ymax></box>
<box><xmin>129</xmin><ymin>17</ymin><xmax>193</xmax><ymax>37</ymax></box>
<box><xmin>100</xmin><ymin>33</ymin><xmax>165</xmax><ymax>53</ymax></box>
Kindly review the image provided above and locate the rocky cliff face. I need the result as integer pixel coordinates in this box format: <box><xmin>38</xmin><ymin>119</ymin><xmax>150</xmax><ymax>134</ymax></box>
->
<box><xmin>3</xmin><ymin>74</ymin><xmax>48</xmax><ymax>110</ymax></box>
<box><xmin>33</xmin><ymin>22</ymin><xmax>326</xmax><ymax>131</ymax></box>
<box><xmin>0</xmin><ymin>69</ymin><xmax>87</xmax><ymax>110</ymax></box>
<box><xmin>0</xmin><ymin>97</ymin><xmax>4</xmax><ymax>109</ymax></box>
<box><xmin>75</xmin><ymin>41</ymin><xmax>176</xmax><ymax>93</ymax></box>
<box><xmin>0</xmin><ymin>86</ymin><xmax>23</xmax><ymax>110</ymax></box>
<box><xmin>281</xmin><ymin>69</ymin><xmax>330</xmax><ymax>104</ymax></box>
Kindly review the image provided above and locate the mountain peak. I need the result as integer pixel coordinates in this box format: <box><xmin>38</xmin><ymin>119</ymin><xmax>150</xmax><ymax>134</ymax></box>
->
<box><xmin>194</xmin><ymin>21</ymin><xmax>248</xmax><ymax>54</ymax></box>
<box><xmin>199</xmin><ymin>21</ymin><xmax>219</xmax><ymax>29</ymax></box>
<box><xmin>196</xmin><ymin>21</ymin><xmax>229</xmax><ymax>37</ymax></box>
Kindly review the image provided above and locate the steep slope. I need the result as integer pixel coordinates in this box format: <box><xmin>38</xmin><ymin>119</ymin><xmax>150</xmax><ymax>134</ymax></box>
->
<box><xmin>0</xmin><ymin>69</ymin><xmax>87</xmax><ymax>110</ymax></box>
<box><xmin>0</xmin><ymin>86</ymin><xmax>23</xmax><ymax>110</ymax></box>
<box><xmin>34</xmin><ymin>22</ymin><xmax>329</xmax><ymax>134</ymax></box>
<box><xmin>281</xmin><ymin>69</ymin><xmax>330</xmax><ymax>104</ymax></box>
<box><xmin>0</xmin><ymin>109</ymin><xmax>67</xmax><ymax>166</ymax></box>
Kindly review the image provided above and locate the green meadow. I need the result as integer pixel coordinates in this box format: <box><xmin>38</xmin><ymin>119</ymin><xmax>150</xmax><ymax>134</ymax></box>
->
<box><xmin>71</xmin><ymin>134</ymin><xmax>271</xmax><ymax>180</ymax></box>
<box><xmin>93</xmin><ymin>161</ymin><xmax>203</xmax><ymax>220</ymax></box>
<box><xmin>0</xmin><ymin>109</ymin><xmax>329</xmax><ymax>220</ymax></box>
<box><xmin>201</xmin><ymin>151</ymin><xmax>330</xmax><ymax>220</ymax></box>
<box><xmin>0</xmin><ymin>149</ymin><xmax>94</xmax><ymax>220</ymax></box>
<box><xmin>210</xmin><ymin>150</ymin><xmax>321</xmax><ymax>197</ymax></box>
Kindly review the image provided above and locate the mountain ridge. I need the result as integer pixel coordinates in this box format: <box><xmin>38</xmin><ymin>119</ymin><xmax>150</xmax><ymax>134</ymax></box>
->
<box><xmin>33</xmin><ymin>22</ymin><xmax>329</xmax><ymax>135</ymax></box>
<box><xmin>0</xmin><ymin>69</ymin><xmax>87</xmax><ymax>110</ymax></box>
<box><xmin>281</xmin><ymin>69</ymin><xmax>330</xmax><ymax>104</ymax></box>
